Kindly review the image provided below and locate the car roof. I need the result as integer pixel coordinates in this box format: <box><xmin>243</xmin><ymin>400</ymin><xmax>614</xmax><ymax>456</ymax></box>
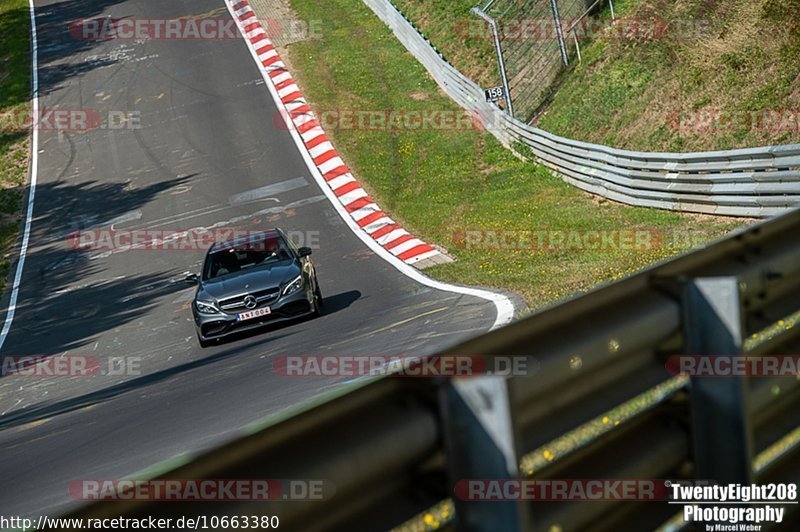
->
<box><xmin>208</xmin><ymin>229</ymin><xmax>282</xmax><ymax>253</ymax></box>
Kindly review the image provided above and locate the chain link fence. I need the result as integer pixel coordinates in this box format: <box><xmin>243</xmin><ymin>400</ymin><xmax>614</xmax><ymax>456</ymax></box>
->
<box><xmin>366</xmin><ymin>0</ymin><xmax>800</xmax><ymax>217</ymax></box>
<box><xmin>477</xmin><ymin>0</ymin><xmax>607</xmax><ymax>121</ymax></box>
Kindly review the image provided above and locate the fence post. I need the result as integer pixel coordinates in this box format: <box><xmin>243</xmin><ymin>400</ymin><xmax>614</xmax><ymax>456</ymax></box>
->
<box><xmin>683</xmin><ymin>277</ymin><xmax>754</xmax><ymax>484</ymax></box>
<box><xmin>440</xmin><ymin>374</ymin><xmax>526</xmax><ymax>531</ymax></box>
<box><xmin>550</xmin><ymin>0</ymin><xmax>569</xmax><ymax>66</ymax></box>
<box><xmin>471</xmin><ymin>7</ymin><xmax>514</xmax><ymax>117</ymax></box>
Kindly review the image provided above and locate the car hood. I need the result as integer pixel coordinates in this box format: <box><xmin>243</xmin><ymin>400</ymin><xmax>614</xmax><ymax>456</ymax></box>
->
<box><xmin>198</xmin><ymin>261</ymin><xmax>300</xmax><ymax>301</ymax></box>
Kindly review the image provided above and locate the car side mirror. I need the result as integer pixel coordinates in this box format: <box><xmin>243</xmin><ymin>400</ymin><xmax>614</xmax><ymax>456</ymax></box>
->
<box><xmin>184</xmin><ymin>273</ymin><xmax>200</xmax><ymax>284</ymax></box>
<box><xmin>298</xmin><ymin>247</ymin><xmax>312</xmax><ymax>257</ymax></box>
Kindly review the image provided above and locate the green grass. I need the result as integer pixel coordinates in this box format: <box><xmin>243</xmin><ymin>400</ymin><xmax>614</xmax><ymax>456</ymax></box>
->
<box><xmin>285</xmin><ymin>0</ymin><xmax>744</xmax><ymax>308</ymax></box>
<box><xmin>392</xmin><ymin>0</ymin><xmax>498</xmax><ymax>87</ymax></box>
<box><xmin>386</xmin><ymin>0</ymin><xmax>800</xmax><ymax>151</ymax></box>
<box><xmin>0</xmin><ymin>0</ymin><xmax>30</xmax><ymax>295</ymax></box>
<box><xmin>537</xmin><ymin>0</ymin><xmax>800</xmax><ymax>150</ymax></box>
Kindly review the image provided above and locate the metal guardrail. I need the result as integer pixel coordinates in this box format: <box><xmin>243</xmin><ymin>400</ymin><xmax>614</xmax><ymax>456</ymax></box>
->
<box><xmin>364</xmin><ymin>0</ymin><xmax>800</xmax><ymax>218</ymax></box>
<box><xmin>62</xmin><ymin>207</ymin><xmax>800</xmax><ymax>530</ymax></box>
<box><xmin>56</xmin><ymin>3</ymin><xmax>800</xmax><ymax>529</ymax></box>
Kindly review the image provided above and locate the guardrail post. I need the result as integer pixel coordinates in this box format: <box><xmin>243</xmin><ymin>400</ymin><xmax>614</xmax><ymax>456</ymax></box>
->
<box><xmin>440</xmin><ymin>375</ymin><xmax>526</xmax><ymax>531</ymax></box>
<box><xmin>550</xmin><ymin>0</ymin><xmax>569</xmax><ymax>66</ymax></box>
<box><xmin>471</xmin><ymin>7</ymin><xmax>514</xmax><ymax>117</ymax></box>
<box><xmin>683</xmin><ymin>277</ymin><xmax>754</xmax><ymax>484</ymax></box>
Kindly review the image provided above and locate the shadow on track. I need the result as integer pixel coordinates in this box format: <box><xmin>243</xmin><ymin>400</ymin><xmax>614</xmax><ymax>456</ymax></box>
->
<box><xmin>33</xmin><ymin>0</ymin><xmax>134</xmax><ymax>95</ymax></box>
<box><xmin>0</xmin><ymin>330</ymin><xmax>297</xmax><ymax>430</ymax></box>
<box><xmin>0</xmin><ymin>176</ymin><xmax>192</xmax><ymax>357</ymax></box>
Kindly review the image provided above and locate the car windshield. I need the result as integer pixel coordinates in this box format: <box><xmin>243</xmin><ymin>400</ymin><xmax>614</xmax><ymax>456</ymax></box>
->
<box><xmin>204</xmin><ymin>235</ymin><xmax>292</xmax><ymax>280</ymax></box>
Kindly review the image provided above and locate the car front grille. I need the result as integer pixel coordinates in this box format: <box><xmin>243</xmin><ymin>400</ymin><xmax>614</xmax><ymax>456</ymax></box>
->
<box><xmin>200</xmin><ymin>300</ymin><xmax>314</xmax><ymax>338</ymax></box>
<box><xmin>218</xmin><ymin>287</ymin><xmax>281</xmax><ymax>311</ymax></box>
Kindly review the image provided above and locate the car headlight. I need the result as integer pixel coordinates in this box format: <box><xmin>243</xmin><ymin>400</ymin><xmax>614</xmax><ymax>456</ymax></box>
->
<box><xmin>282</xmin><ymin>275</ymin><xmax>304</xmax><ymax>296</ymax></box>
<box><xmin>195</xmin><ymin>300</ymin><xmax>218</xmax><ymax>314</ymax></box>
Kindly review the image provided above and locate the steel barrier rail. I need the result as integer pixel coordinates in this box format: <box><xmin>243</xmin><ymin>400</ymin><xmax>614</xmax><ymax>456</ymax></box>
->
<box><xmin>59</xmin><ymin>379</ymin><xmax>448</xmax><ymax>531</ymax></box>
<box><xmin>363</xmin><ymin>0</ymin><xmax>800</xmax><ymax>218</ymax></box>
<box><xmin>61</xmin><ymin>208</ymin><xmax>800</xmax><ymax>531</ymax></box>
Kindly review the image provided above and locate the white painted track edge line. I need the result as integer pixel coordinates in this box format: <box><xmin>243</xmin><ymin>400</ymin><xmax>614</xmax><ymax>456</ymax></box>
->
<box><xmin>0</xmin><ymin>0</ymin><xmax>39</xmax><ymax>352</ymax></box>
<box><xmin>222</xmin><ymin>0</ymin><xmax>514</xmax><ymax>330</ymax></box>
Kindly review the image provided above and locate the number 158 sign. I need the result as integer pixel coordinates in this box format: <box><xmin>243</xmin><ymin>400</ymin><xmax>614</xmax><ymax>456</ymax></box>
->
<box><xmin>484</xmin><ymin>86</ymin><xmax>505</xmax><ymax>102</ymax></box>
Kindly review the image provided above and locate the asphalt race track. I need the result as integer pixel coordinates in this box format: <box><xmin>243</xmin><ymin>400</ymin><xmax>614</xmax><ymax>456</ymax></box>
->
<box><xmin>0</xmin><ymin>0</ymin><xmax>509</xmax><ymax>518</ymax></box>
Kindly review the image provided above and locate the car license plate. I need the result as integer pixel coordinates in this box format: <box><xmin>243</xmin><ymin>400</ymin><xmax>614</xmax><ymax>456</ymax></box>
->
<box><xmin>237</xmin><ymin>307</ymin><xmax>271</xmax><ymax>321</ymax></box>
